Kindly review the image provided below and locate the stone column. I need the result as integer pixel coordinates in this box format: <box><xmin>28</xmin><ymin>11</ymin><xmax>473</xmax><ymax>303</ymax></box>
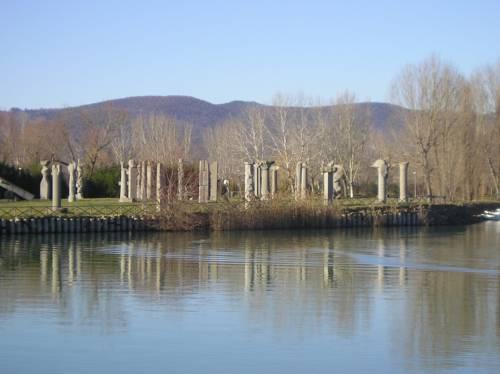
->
<box><xmin>270</xmin><ymin>165</ymin><xmax>278</xmax><ymax>198</ymax></box>
<box><xmin>199</xmin><ymin>160</ymin><xmax>209</xmax><ymax>203</ymax></box>
<box><xmin>209</xmin><ymin>161</ymin><xmax>218</xmax><ymax>202</ymax></box>
<box><xmin>261</xmin><ymin>162</ymin><xmax>270</xmax><ymax>200</ymax></box>
<box><xmin>51</xmin><ymin>163</ymin><xmax>62</xmax><ymax>211</ymax></box>
<box><xmin>128</xmin><ymin>160</ymin><xmax>137</xmax><ymax>201</ymax></box>
<box><xmin>177</xmin><ymin>159</ymin><xmax>184</xmax><ymax>200</ymax></box>
<box><xmin>156</xmin><ymin>162</ymin><xmax>162</xmax><ymax>205</ymax></box>
<box><xmin>323</xmin><ymin>162</ymin><xmax>334</xmax><ymax>205</ymax></box>
<box><xmin>253</xmin><ymin>163</ymin><xmax>260</xmax><ymax>198</ymax></box>
<box><xmin>76</xmin><ymin>160</ymin><xmax>84</xmax><ymax>200</ymax></box>
<box><xmin>399</xmin><ymin>162</ymin><xmax>409</xmax><ymax>203</ymax></box>
<box><xmin>146</xmin><ymin>161</ymin><xmax>153</xmax><ymax>200</ymax></box>
<box><xmin>295</xmin><ymin>162</ymin><xmax>302</xmax><ymax>200</ymax></box>
<box><xmin>372</xmin><ymin>159</ymin><xmax>388</xmax><ymax>203</ymax></box>
<box><xmin>140</xmin><ymin>161</ymin><xmax>147</xmax><ymax>201</ymax></box>
<box><xmin>244</xmin><ymin>162</ymin><xmax>254</xmax><ymax>202</ymax></box>
<box><xmin>67</xmin><ymin>161</ymin><xmax>76</xmax><ymax>202</ymax></box>
<box><xmin>136</xmin><ymin>162</ymin><xmax>141</xmax><ymax>200</ymax></box>
<box><xmin>300</xmin><ymin>163</ymin><xmax>308</xmax><ymax>200</ymax></box>
<box><xmin>40</xmin><ymin>160</ymin><xmax>51</xmax><ymax>200</ymax></box>
<box><xmin>333</xmin><ymin>164</ymin><xmax>344</xmax><ymax>199</ymax></box>
<box><xmin>119</xmin><ymin>161</ymin><xmax>128</xmax><ymax>202</ymax></box>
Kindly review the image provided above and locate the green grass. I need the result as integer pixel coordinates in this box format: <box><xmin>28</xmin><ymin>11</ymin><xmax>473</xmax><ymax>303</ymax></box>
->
<box><xmin>0</xmin><ymin>198</ymin><xmax>124</xmax><ymax>207</ymax></box>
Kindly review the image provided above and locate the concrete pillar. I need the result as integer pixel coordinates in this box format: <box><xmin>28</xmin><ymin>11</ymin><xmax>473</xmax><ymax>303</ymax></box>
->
<box><xmin>399</xmin><ymin>162</ymin><xmax>409</xmax><ymax>203</ymax></box>
<box><xmin>177</xmin><ymin>159</ymin><xmax>184</xmax><ymax>200</ymax></box>
<box><xmin>51</xmin><ymin>163</ymin><xmax>62</xmax><ymax>211</ymax></box>
<box><xmin>372</xmin><ymin>159</ymin><xmax>388</xmax><ymax>203</ymax></box>
<box><xmin>128</xmin><ymin>160</ymin><xmax>137</xmax><ymax>201</ymax></box>
<box><xmin>209</xmin><ymin>161</ymin><xmax>218</xmax><ymax>202</ymax></box>
<box><xmin>146</xmin><ymin>161</ymin><xmax>153</xmax><ymax>200</ymax></box>
<box><xmin>198</xmin><ymin>160</ymin><xmax>209</xmax><ymax>203</ymax></box>
<box><xmin>244</xmin><ymin>162</ymin><xmax>254</xmax><ymax>202</ymax></box>
<box><xmin>67</xmin><ymin>161</ymin><xmax>76</xmax><ymax>202</ymax></box>
<box><xmin>119</xmin><ymin>161</ymin><xmax>128</xmax><ymax>202</ymax></box>
<box><xmin>300</xmin><ymin>163</ymin><xmax>308</xmax><ymax>200</ymax></box>
<box><xmin>40</xmin><ymin>160</ymin><xmax>51</xmax><ymax>200</ymax></box>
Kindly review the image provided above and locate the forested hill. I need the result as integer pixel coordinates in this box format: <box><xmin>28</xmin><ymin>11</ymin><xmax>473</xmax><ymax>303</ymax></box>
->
<box><xmin>4</xmin><ymin>95</ymin><xmax>406</xmax><ymax>132</ymax></box>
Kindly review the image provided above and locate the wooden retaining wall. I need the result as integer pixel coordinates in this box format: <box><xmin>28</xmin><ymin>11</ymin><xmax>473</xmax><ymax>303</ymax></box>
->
<box><xmin>0</xmin><ymin>211</ymin><xmax>426</xmax><ymax>236</ymax></box>
<box><xmin>0</xmin><ymin>216</ymin><xmax>159</xmax><ymax>236</ymax></box>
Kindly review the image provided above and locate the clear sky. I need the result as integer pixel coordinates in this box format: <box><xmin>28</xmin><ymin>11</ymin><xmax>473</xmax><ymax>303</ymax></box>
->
<box><xmin>1</xmin><ymin>0</ymin><xmax>499</xmax><ymax>109</ymax></box>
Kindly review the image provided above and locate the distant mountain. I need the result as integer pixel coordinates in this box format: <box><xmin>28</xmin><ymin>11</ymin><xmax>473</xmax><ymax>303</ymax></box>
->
<box><xmin>6</xmin><ymin>95</ymin><xmax>405</xmax><ymax>130</ymax></box>
<box><xmin>3</xmin><ymin>96</ymin><xmax>406</xmax><ymax>157</ymax></box>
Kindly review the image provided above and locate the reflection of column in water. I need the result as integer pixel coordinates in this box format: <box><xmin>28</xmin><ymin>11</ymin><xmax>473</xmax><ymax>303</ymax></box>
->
<box><xmin>377</xmin><ymin>238</ymin><xmax>385</xmax><ymax>291</ymax></box>
<box><xmin>140</xmin><ymin>240</ymin><xmax>146</xmax><ymax>283</ymax></box>
<box><xmin>51</xmin><ymin>246</ymin><xmax>60</xmax><ymax>298</ymax></box>
<box><xmin>68</xmin><ymin>242</ymin><xmax>74</xmax><ymax>286</ymax></box>
<box><xmin>300</xmin><ymin>249</ymin><xmax>306</xmax><ymax>283</ymax></box>
<box><xmin>146</xmin><ymin>242</ymin><xmax>152</xmax><ymax>284</ymax></box>
<box><xmin>244</xmin><ymin>242</ymin><xmax>254</xmax><ymax>292</ymax></box>
<box><xmin>399</xmin><ymin>238</ymin><xmax>407</xmax><ymax>287</ymax></box>
<box><xmin>322</xmin><ymin>239</ymin><xmax>335</xmax><ymax>287</ymax></box>
<box><xmin>76</xmin><ymin>241</ymin><xmax>82</xmax><ymax>278</ymax></box>
<box><xmin>120</xmin><ymin>251</ymin><xmax>126</xmax><ymax>284</ymax></box>
<box><xmin>156</xmin><ymin>246</ymin><xmax>162</xmax><ymax>294</ymax></box>
<box><xmin>323</xmin><ymin>244</ymin><xmax>329</xmax><ymax>286</ymax></box>
<box><xmin>128</xmin><ymin>243</ymin><xmax>134</xmax><ymax>290</ymax></box>
<box><xmin>40</xmin><ymin>247</ymin><xmax>48</xmax><ymax>283</ymax></box>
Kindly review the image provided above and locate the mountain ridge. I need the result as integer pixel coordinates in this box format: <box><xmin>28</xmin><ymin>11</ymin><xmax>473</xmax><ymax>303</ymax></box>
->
<box><xmin>2</xmin><ymin>95</ymin><xmax>406</xmax><ymax>132</ymax></box>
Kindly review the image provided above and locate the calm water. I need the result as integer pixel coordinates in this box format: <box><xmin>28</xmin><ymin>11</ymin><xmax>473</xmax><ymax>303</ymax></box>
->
<box><xmin>1</xmin><ymin>223</ymin><xmax>499</xmax><ymax>373</ymax></box>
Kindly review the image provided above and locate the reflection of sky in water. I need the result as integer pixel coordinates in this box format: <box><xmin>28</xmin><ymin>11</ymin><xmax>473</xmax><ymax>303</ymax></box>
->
<box><xmin>0</xmin><ymin>222</ymin><xmax>499</xmax><ymax>373</ymax></box>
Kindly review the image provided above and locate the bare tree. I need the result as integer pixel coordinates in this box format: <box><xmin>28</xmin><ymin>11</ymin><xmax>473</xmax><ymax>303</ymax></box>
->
<box><xmin>326</xmin><ymin>91</ymin><xmax>372</xmax><ymax>198</ymax></box>
<box><xmin>391</xmin><ymin>55</ymin><xmax>463</xmax><ymax>201</ymax></box>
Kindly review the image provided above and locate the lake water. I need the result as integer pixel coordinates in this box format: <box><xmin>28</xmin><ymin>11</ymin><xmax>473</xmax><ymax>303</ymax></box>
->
<box><xmin>1</xmin><ymin>223</ymin><xmax>499</xmax><ymax>373</ymax></box>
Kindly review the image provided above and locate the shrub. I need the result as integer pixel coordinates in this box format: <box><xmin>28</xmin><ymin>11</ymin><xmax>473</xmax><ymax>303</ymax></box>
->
<box><xmin>84</xmin><ymin>166</ymin><xmax>120</xmax><ymax>198</ymax></box>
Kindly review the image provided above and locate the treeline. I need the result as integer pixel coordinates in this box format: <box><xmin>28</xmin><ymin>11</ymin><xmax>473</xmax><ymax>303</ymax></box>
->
<box><xmin>0</xmin><ymin>55</ymin><xmax>498</xmax><ymax>201</ymax></box>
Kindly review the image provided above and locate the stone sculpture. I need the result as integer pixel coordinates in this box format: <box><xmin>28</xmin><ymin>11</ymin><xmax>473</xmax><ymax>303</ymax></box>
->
<box><xmin>40</xmin><ymin>160</ymin><xmax>51</xmax><ymax>200</ymax></box>
<box><xmin>76</xmin><ymin>160</ymin><xmax>84</xmax><ymax>200</ymax></box>
<box><xmin>333</xmin><ymin>164</ymin><xmax>345</xmax><ymax>199</ymax></box>
<box><xmin>51</xmin><ymin>162</ymin><xmax>62</xmax><ymax>211</ymax></box>
<box><xmin>119</xmin><ymin>161</ymin><xmax>128</xmax><ymax>202</ymax></box>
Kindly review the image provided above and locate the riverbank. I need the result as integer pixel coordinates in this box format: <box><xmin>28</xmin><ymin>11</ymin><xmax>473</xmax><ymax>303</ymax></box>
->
<box><xmin>1</xmin><ymin>201</ymin><xmax>498</xmax><ymax>236</ymax></box>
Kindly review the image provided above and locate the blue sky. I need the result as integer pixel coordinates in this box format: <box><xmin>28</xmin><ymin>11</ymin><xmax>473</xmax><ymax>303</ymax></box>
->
<box><xmin>1</xmin><ymin>0</ymin><xmax>499</xmax><ymax>109</ymax></box>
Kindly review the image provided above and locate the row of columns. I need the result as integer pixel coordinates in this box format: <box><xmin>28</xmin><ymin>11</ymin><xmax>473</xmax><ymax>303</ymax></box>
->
<box><xmin>120</xmin><ymin>160</ymin><xmax>165</xmax><ymax>203</ymax></box>
<box><xmin>118</xmin><ymin>158</ymin><xmax>409</xmax><ymax>205</ymax></box>
<box><xmin>40</xmin><ymin>160</ymin><xmax>84</xmax><ymax>210</ymax></box>
<box><xmin>244</xmin><ymin>161</ymin><xmax>278</xmax><ymax>201</ymax></box>
<box><xmin>372</xmin><ymin>160</ymin><xmax>409</xmax><ymax>203</ymax></box>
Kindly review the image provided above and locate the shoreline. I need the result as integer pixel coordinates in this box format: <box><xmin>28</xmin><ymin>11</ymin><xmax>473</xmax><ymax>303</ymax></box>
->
<box><xmin>1</xmin><ymin>202</ymin><xmax>498</xmax><ymax>236</ymax></box>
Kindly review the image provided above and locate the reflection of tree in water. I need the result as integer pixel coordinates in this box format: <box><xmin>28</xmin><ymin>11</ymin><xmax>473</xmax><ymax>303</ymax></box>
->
<box><xmin>392</xmin><ymin>223</ymin><xmax>500</xmax><ymax>371</ymax></box>
<box><xmin>0</xmin><ymin>225</ymin><xmax>499</xmax><ymax>365</ymax></box>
